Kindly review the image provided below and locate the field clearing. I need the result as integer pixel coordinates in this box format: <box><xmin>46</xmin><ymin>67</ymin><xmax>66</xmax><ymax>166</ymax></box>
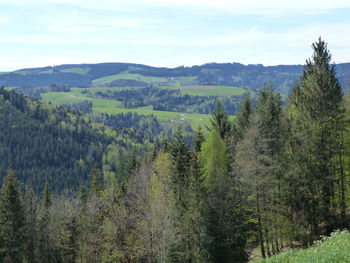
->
<box><xmin>92</xmin><ymin>73</ymin><xmax>197</xmax><ymax>86</ymax></box>
<box><xmin>92</xmin><ymin>73</ymin><xmax>172</xmax><ymax>86</ymax></box>
<box><xmin>92</xmin><ymin>105</ymin><xmax>213</xmax><ymax>130</ymax></box>
<box><xmin>60</xmin><ymin>67</ymin><xmax>90</xmax><ymax>74</ymax></box>
<box><xmin>42</xmin><ymin>91</ymin><xmax>92</xmax><ymax>104</ymax></box>
<box><xmin>42</xmin><ymin>90</ymin><xmax>217</xmax><ymax>129</ymax></box>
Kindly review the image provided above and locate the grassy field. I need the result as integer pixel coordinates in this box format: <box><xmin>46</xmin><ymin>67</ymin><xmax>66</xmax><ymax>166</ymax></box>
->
<box><xmin>60</xmin><ymin>67</ymin><xmax>90</xmax><ymax>74</ymax></box>
<box><xmin>254</xmin><ymin>230</ymin><xmax>350</xmax><ymax>263</ymax></box>
<box><xmin>92</xmin><ymin>73</ymin><xmax>198</xmax><ymax>86</ymax></box>
<box><xmin>93</xmin><ymin>105</ymin><xmax>212</xmax><ymax>130</ymax></box>
<box><xmin>42</xmin><ymin>90</ymin><xmax>213</xmax><ymax>129</ymax></box>
<box><xmin>41</xmin><ymin>85</ymin><xmax>241</xmax><ymax>129</ymax></box>
<box><xmin>92</xmin><ymin>73</ymin><xmax>172</xmax><ymax>86</ymax></box>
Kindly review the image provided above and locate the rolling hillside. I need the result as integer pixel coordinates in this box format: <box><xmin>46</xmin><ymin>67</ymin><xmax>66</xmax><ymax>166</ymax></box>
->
<box><xmin>1</xmin><ymin>62</ymin><xmax>350</xmax><ymax>94</ymax></box>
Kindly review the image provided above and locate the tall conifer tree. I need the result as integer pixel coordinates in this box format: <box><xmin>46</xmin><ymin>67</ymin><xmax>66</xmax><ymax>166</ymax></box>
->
<box><xmin>0</xmin><ymin>170</ymin><xmax>26</xmax><ymax>263</ymax></box>
<box><xmin>287</xmin><ymin>38</ymin><xmax>345</xmax><ymax>237</ymax></box>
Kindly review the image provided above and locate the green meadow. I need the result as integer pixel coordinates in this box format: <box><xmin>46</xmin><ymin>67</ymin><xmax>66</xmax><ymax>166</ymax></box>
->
<box><xmin>92</xmin><ymin>73</ymin><xmax>171</xmax><ymax>86</ymax></box>
<box><xmin>254</xmin><ymin>230</ymin><xmax>350</xmax><ymax>263</ymax></box>
<box><xmin>60</xmin><ymin>67</ymin><xmax>90</xmax><ymax>74</ymax></box>
<box><xmin>42</xmin><ymin>89</ymin><xmax>215</xmax><ymax>129</ymax></box>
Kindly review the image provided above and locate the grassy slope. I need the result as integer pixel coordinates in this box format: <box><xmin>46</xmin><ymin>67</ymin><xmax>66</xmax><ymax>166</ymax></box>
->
<box><xmin>60</xmin><ymin>67</ymin><xmax>90</xmax><ymax>74</ymax></box>
<box><xmin>255</xmin><ymin>231</ymin><xmax>350</xmax><ymax>263</ymax></box>
<box><xmin>92</xmin><ymin>73</ymin><xmax>172</xmax><ymax>85</ymax></box>
<box><xmin>42</xmin><ymin>90</ymin><xmax>213</xmax><ymax>130</ymax></box>
<box><xmin>92</xmin><ymin>73</ymin><xmax>198</xmax><ymax>86</ymax></box>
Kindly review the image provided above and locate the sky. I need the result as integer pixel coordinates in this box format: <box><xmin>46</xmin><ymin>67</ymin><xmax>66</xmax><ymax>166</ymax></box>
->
<box><xmin>0</xmin><ymin>0</ymin><xmax>350</xmax><ymax>71</ymax></box>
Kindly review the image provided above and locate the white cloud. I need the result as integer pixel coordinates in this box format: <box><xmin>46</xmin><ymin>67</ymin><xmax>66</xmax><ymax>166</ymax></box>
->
<box><xmin>2</xmin><ymin>0</ymin><xmax>350</xmax><ymax>15</ymax></box>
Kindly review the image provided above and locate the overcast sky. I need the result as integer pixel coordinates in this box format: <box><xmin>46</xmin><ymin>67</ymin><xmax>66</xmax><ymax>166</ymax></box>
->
<box><xmin>0</xmin><ymin>0</ymin><xmax>349</xmax><ymax>71</ymax></box>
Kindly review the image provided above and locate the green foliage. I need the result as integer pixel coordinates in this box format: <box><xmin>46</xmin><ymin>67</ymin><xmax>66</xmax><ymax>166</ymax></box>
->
<box><xmin>286</xmin><ymin>38</ymin><xmax>345</xmax><ymax>239</ymax></box>
<box><xmin>235</xmin><ymin>93</ymin><xmax>252</xmax><ymax>139</ymax></box>
<box><xmin>38</xmin><ymin>183</ymin><xmax>52</xmax><ymax>263</ymax></box>
<box><xmin>0</xmin><ymin>170</ymin><xmax>26</xmax><ymax>263</ymax></box>
<box><xmin>24</xmin><ymin>187</ymin><xmax>38</xmax><ymax>263</ymax></box>
<box><xmin>201</xmin><ymin>130</ymin><xmax>248</xmax><ymax>262</ymax></box>
<box><xmin>200</xmin><ymin>130</ymin><xmax>228</xmax><ymax>190</ymax></box>
<box><xmin>210</xmin><ymin>100</ymin><xmax>233</xmax><ymax>140</ymax></box>
<box><xmin>88</xmin><ymin>166</ymin><xmax>103</xmax><ymax>196</ymax></box>
<box><xmin>194</xmin><ymin>126</ymin><xmax>205</xmax><ymax>153</ymax></box>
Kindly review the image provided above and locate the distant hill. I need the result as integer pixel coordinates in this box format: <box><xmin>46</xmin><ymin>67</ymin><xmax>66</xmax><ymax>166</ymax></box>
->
<box><xmin>1</xmin><ymin>62</ymin><xmax>350</xmax><ymax>94</ymax></box>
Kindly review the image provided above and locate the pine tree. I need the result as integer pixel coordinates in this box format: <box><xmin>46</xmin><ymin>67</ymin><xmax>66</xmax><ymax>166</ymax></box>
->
<box><xmin>25</xmin><ymin>187</ymin><xmax>38</xmax><ymax>263</ymax></box>
<box><xmin>210</xmin><ymin>100</ymin><xmax>232</xmax><ymax>140</ymax></box>
<box><xmin>89</xmin><ymin>165</ymin><xmax>103</xmax><ymax>197</ymax></box>
<box><xmin>38</xmin><ymin>182</ymin><xmax>52</xmax><ymax>263</ymax></box>
<box><xmin>236</xmin><ymin>87</ymin><xmax>285</xmax><ymax>258</ymax></box>
<box><xmin>200</xmin><ymin>130</ymin><xmax>248</xmax><ymax>262</ymax></box>
<box><xmin>287</xmin><ymin>38</ymin><xmax>345</xmax><ymax>237</ymax></box>
<box><xmin>169</xmin><ymin>125</ymin><xmax>191</xmax><ymax>189</ymax></box>
<box><xmin>0</xmin><ymin>170</ymin><xmax>26</xmax><ymax>263</ymax></box>
<box><xmin>168</xmin><ymin>126</ymin><xmax>195</xmax><ymax>262</ymax></box>
<box><xmin>235</xmin><ymin>93</ymin><xmax>252</xmax><ymax>139</ymax></box>
<box><xmin>194</xmin><ymin>126</ymin><xmax>205</xmax><ymax>153</ymax></box>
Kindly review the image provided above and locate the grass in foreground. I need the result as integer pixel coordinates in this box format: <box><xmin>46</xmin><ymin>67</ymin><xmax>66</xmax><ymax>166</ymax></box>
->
<box><xmin>256</xmin><ymin>230</ymin><xmax>350</xmax><ymax>263</ymax></box>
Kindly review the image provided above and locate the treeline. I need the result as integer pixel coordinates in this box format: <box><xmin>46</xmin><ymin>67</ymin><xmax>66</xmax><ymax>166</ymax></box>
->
<box><xmin>85</xmin><ymin>86</ymin><xmax>249</xmax><ymax>115</ymax></box>
<box><xmin>61</xmin><ymin>100</ymin><xmax>93</xmax><ymax>114</ymax></box>
<box><xmin>0</xmin><ymin>38</ymin><xmax>350</xmax><ymax>263</ymax></box>
<box><xmin>14</xmin><ymin>83</ymin><xmax>71</xmax><ymax>99</ymax></box>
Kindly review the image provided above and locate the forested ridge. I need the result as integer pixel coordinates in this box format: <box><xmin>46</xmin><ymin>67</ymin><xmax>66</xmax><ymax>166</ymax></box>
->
<box><xmin>2</xmin><ymin>59</ymin><xmax>350</xmax><ymax>94</ymax></box>
<box><xmin>0</xmin><ymin>39</ymin><xmax>350</xmax><ymax>263</ymax></box>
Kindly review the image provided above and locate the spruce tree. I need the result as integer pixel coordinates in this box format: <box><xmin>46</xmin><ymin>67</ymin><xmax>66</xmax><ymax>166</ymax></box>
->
<box><xmin>194</xmin><ymin>126</ymin><xmax>205</xmax><ymax>153</ymax></box>
<box><xmin>38</xmin><ymin>182</ymin><xmax>52</xmax><ymax>263</ymax></box>
<box><xmin>25</xmin><ymin>187</ymin><xmax>38</xmax><ymax>263</ymax></box>
<box><xmin>200</xmin><ymin>130</ymin><xmax>248</xmax><ymax>262</ymax></box>
<box><xmin>287</xmin><ymin>38</ymin><xmax>345</xmax><ymax>238</ymax></box>
<box><xmin>210</xmin><ymin>100</ymin><xmax>232</xmax><ymax>140</ymax></box>
<box><xmin>235</xmin><ymin>93</ymin><xmax>252</xmax><ymax>139</ymax></box>
<box><xmin>168</xmin><ymin>126</ymin><xmax>193</xmax><ymax>262</ymax></box>
<box><xmin>89</xmin><ymin>165</ymin><xmax>103</xmax><ymax>197</ymax></box>
<box><xmin>0</xmin><ymin>169</ymin><xmax>26</xmax><ymax>263</ymax></box>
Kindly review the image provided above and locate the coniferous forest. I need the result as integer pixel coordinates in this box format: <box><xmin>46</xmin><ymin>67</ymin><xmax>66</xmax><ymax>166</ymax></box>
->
<box><xmin>1</xmin><ymin>39</ymin><xmax>350</xmax><ymax>262</ymax></box>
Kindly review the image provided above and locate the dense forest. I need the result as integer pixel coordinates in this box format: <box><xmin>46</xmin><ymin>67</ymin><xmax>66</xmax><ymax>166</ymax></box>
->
<box><xmin>0</xmin><ymin>88</ymin><xmax>164</xmax><ymax>193</ymax></box>
<box><xmin>0</xmin><ymin>39</ymin><xmax>350</xmax><ymax>263</ymax></box>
